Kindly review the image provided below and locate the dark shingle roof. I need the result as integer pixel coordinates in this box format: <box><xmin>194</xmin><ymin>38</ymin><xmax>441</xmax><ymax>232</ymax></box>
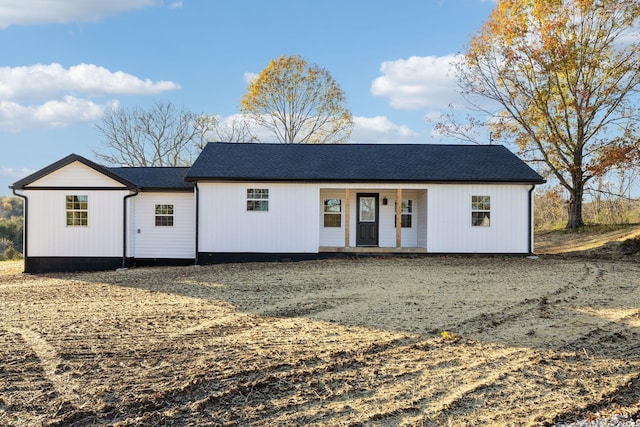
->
<box><xmin>185</xmin><ymin>143</ymin><xmax>545</xmax><ymax>183</ymax></box>
<box><xmin>109</xmin><ymin>167</ymin><xmax>193</xmax><ymax>190</ymax></box>
<box><xmin>10</xmin><ymin>154</ymin><xmax>193</xmax><ymax>191</ymax></box>
<box><xmin>11</xmin><ymin>154</ymin><xmax>137</xmax><ymax>190</ymax></box>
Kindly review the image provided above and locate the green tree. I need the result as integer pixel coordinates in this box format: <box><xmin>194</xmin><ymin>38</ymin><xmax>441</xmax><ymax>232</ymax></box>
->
<box><xmin>240</xmin><ymin>55</ymin><xmax>353</xmax><ymax>144</ymax></box>
<box><xmin>0</xmin><ymin>197</ymin><xmax>23</xmax><ymax>254</ymax></box>
<box><xmin>452</xmin><ymin>0</ymin><xmax>640</xmax><ymax>229</ymax></box>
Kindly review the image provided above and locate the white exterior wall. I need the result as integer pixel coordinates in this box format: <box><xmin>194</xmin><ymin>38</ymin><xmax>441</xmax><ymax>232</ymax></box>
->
<box><xmin>26</xmin><ymin>189</ymin><xmax>128</xmax><ymax>257</ymax></box>
<box><xmin>30</xmin><ymin>161</ymin><xmax>122</xmax><ymax>187</ymax></box>
<box><xmin>417</xmin><ymin>190</ymin><xmax>428</xmax><ymax>248</ymax></box>
<box><xmin>426</xmin><ymin>183</ymin><xmax>531</xmax><ymax>253</ymax></box>
<box><xmin>24</xmin><ymin>164</ymin><xmax>130</xmax><ymax>258</ymax></box>
<box><xmin>377</xmin><ymin>189</ymin><xmax>419</xmax><ymax>248</ymax></box>
<box><xmin>319</xmin><ymin>189</ymin><xmax>346</xmax><ymax>247</ymax></box>
<box><xmin>130</xmin><ymin>192</ymin><xmax>195</xmax><ymax>258</ymax></box>
<box><xmin>198</xmin><ymin>182</ymin><xmax>320</xmax><ymax>253</ymax></box>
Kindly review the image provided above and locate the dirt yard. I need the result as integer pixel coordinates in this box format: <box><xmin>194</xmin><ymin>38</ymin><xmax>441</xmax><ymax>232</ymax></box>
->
<box><xmin>1</xmin><ymin>232</ymin><xmax>640</xmax><ymax>426</ymax></box>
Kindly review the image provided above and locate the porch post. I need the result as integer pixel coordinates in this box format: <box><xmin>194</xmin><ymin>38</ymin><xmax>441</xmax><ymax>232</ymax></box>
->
<box><xmin>344</xmin><ymin>189</ymin><xmax>350</xmax><ymax>247</ymax></box>
<box><xmin>396</xmin><ymin>188</ymin><xmax>402</xmax><ymax>248</ymax></box>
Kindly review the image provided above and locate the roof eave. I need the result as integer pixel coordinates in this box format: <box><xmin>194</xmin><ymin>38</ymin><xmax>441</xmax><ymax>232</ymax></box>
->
<box><xmin>11</xmin><ymin>154</ymin><xmax>138</xmax><ymax>190</ymax></box>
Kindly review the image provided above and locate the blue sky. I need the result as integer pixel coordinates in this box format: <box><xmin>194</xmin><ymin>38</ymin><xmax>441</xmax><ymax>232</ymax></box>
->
<box><xmin>0</xmin><ymin>0</ymin><xmax>497</xmax><ymax>194</ymax></box>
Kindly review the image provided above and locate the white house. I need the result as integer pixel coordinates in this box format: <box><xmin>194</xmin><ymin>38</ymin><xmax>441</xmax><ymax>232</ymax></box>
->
<box><xmin>11</xmin><ymin>143</ymin><xmax>545</xmax><ymax>273</ymax></box>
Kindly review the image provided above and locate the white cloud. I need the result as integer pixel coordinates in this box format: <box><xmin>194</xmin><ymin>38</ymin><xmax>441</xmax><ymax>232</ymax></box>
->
<box><xmin>169</xmin><ymin>2</ymin><xmax>183</xmax><ymax>10</ymax></box>
<box><xmin>0</xmin><ymin>63</ymin><xmax>180</xmax><ymax>102</ymax></box>
<box><xmin>243</xmin><ymin>72</ymin><xmax>259</xmax><ymax>84</ymax></box>
<box><xmin>0</xmin><ymin>0</ymin><xmax>161</xmax><ymax>28</ymax></box>
<box><xmin>351</xmin><ymin>116</ymin><xmax>422</xmax><ymax>143</ymax></box>
<box><xmin>0</xmin><ymin>97</ymin><xmax>119</xmax><ymax>132</ymax></box>
<box><xmin>212</xmin><ymin>114</ymin><xmax>423</xmax><ymax>144</ymax></box>
<box><xmin>0</xmin><ymin>166</ymin><xmax>34</xmax><ymax>180</ymax></box>
<box><xmin>371</xmin><ymin>55</ymin><xmax>463</xmax><ymax>110</ymax></box>
<box><xmin>0</xmin><ymin>63</ymin><xmax>179</xmax><ymax>131</ymax></box>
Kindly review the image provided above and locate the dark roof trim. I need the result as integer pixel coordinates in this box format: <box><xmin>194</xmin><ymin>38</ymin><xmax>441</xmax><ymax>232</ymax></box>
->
<box><xmin>15</xmin><ymin>187</ymin><xmax>133</xmax><ymax>191</ymax></box>
<box><xmin>11</xmin><ymin>154</ymin><xmax>137</xmax><ymax>190</ymax></box>
<box><xmin>189</xmin><ymin>177</ymin><xmax>543</xmax><ymax>184</ymax></box>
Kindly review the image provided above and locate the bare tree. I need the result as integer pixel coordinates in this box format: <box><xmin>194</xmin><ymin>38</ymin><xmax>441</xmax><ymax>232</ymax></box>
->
<box><xmin>94</xmin><ymin>100</ymin><xmax>208</xmax><ymax>167</ymax></box>
<box><xmin>193</xmin><ymin>115</ymin><xmax>258</xmax><ymax>150</ymax></box>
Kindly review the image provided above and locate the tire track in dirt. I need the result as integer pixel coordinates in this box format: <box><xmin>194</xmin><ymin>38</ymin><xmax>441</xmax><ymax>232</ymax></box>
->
<box><xmin>6</xmin><ymin>327</ymin><xmax>89</xmax><ymax>408</ymax></box>
<box><xmin>451</xmin><ymin>261</ymin><xmax>604</xmax><ymax>341</ymax></box>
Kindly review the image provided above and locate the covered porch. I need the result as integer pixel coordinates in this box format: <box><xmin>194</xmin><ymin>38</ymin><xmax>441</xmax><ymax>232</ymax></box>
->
<box><xmin>318</xmin><ymin>187</ymin><xmax>428</xmax><ymax>252</ymax></box>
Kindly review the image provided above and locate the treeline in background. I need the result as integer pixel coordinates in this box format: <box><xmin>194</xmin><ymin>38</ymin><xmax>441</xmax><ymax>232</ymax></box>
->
<box><xmin>0</xmin><ymin>197</ymin><xmax>23</xmax><ymax>260</ymax></box>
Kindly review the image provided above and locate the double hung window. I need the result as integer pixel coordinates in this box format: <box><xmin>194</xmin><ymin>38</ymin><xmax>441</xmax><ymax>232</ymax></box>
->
<box><xmin>323</xmin><ymin>199</ymin><xmax>342</xmax><ymax>227</ymax></box>
<box><xmin>471</xmin><ymin>195</ymin><xmax>490</xmax><ymax>226</ymax></box>
<box><xmin>247</xmin><ymin>189</ymin><xmax>269</xmax><ymax>211</ymax></box>
<box><xmin>394</xmin><ymin>199</ymin><xmax>412</xmax><ymax>228</ymax></box>
<box><xmin>155</xmin><ymin>204</ymin><xmax>174</xmax><ymax>226</ymax></box>
<box><xmin>66</xmin><ymin>195</ymin><xmax>88</xmax><ymax>226</ymax></box>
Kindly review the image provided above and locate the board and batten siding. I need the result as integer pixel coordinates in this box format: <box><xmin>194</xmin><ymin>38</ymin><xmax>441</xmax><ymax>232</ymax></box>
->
<box><xmin>426</xmin><ymin>183</ymin><xmax>532</xmax><ymax>253</ymax></box>
<box><xmin>129</xmin><ymin>192</ymin><xmax>195</xmax><ymax>259</ymax></box>
<box><xmin>198</xmin><ymin>182</ymin><xmax>320</xmax><ymax>253</ymax></box>
<box><xmin>25</xmin><ymin>189</ymin><xmax>128</xmax><ymax>257</ymax></box>
<box><xmin>417</xmin><ymin>190</ymin><xmax>428</xmax><ymax>248</ymax></box>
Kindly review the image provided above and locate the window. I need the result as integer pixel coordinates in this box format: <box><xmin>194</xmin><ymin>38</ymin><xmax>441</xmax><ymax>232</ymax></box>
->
<box><xmin>394</xmin><ymin>199</ymin><xmax>412</xmax><ymax>228</ymax></box>
<box><xmin>471</xmin><ymin>195</ymin><xmax>490</xmax><ymax>226</ymax></box>
<box><xmin>247</xmin><ymin>188</ymin><xmax>269</xmax><ymax>211</ymax></box>
<box><xmin>155</xmin><ymin>204</ymin><xmax>174</xmax><ymax>226</ymax></box>
<box><xmin>323</xmin><ymin>199</ymin><xmax>342</xmax><ymax>227</ymax></box>
<box><xmin>66</xmin><ymin>195</ymin><xmax>88</xmax><ymax>226</ymax></box>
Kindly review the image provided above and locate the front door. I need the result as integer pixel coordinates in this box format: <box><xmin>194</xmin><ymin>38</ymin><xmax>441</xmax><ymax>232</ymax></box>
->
<box><xmin>356</xmin><ymin>193</ymin><xmax>379</xmax><ymax>246</ymax></box>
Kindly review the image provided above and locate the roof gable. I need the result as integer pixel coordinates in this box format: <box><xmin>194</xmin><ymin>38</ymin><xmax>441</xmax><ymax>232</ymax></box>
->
<box><xmin>11</xmin><ymin>154</ymin><xmax>136</xmax><ymax>190</ymax></box>
<box><xmin>186</xmin><ymin>143</ymin><xmax>546</xmax><ymax>184</ymax></box>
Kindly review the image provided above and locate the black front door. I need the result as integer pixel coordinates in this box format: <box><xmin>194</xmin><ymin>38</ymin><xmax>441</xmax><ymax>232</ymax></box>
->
<box><xmin>356</xmin><ymin>193</ymin><xmax>379</xmax><ymax>246</ymax></box>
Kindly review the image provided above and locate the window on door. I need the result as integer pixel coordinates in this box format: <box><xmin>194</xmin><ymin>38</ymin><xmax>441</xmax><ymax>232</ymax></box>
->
<box><xmin>359</xmin><ymin>196</ymin><xmax>376</xmax><ymax>222</ymax></box>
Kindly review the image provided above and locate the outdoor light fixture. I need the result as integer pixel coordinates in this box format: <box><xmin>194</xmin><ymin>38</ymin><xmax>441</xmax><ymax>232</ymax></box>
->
<box><xmin>382</xmin><ymin>197</ymin><xmax>388</xmax><ymax>205</ymax></box>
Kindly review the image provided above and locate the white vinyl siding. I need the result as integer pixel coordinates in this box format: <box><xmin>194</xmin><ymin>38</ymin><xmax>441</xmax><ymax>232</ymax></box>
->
<box><xmin>319</xmin><ymin>190</ymin><xmax>346</xmax><ymax>247</ymax></box>
<box><xmin>29</xmin><ymin>161</ymin><xmax>123</xmax><ymax>187</ymax></box>
<box><xmin>427</xmin><ymin>184</ymin><xmax>530</xmax><ymax>253</ymax></box>
<box><xmin>131</xmin><ymin>193</ymin><xmax>195</xmax><ymax>259</ymax></box>
<box><xmin>378</xmin><ymin>189</ymin><xmax>418</xmax><ymax>248</ymax></box>
<box><xmin>199</xmin><ymin>182</ymin><xmax>319</xmax><ymax>253</ymax></box>
<box><xmin>26</xmin><ymin>189</ymin><xmax>128</xmax><ymax>257</ymax></box>
<box><xmin>417</xmin><ymin>190</ymin><xmax>428</xmax><ymax>248</ymax></box>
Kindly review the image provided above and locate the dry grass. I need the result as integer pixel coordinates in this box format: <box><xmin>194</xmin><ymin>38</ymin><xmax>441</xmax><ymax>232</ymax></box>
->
<box><xmin>1</xmin><ymin>234</ymin><xmax>640</xmax><ymax>426</ymax></box>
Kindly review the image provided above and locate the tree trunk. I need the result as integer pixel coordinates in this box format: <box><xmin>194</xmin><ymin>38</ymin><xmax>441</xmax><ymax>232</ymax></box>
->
<box><xmin>566</xmin><ymin>185</ymin><xmax>585</xmax><ymax>230</ymax></box>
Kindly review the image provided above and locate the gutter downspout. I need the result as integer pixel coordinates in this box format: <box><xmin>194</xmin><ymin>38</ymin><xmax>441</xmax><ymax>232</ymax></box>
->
<box><xmin>123</xmin><ymin>189</ymin><xmax>139</xmax><ymax>269</ymax></box>
<box><xmin>194</xmin><ymin>182</ymin><xmax>199</xmax><ymax>265</ymax></box>
<box><xmin>11</xmin><ymin>188</ymin><xmax>27</xmax><ymax>273</ymax></box>
<box><xmin>528</xmin><ymin>185</ymin><xmax>535</xmax><ymax>255</ymax></box>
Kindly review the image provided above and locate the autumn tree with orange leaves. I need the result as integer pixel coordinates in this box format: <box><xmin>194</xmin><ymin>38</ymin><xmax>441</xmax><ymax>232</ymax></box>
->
<box><xmin>454</xmin><ymin>0</ymin><xmax>640</xmax><ymax>229</ymax></box>
<box><xmin>240</xmin><ymin>55</ymin><xmax>353</xmax><ymax>144</ymax></box>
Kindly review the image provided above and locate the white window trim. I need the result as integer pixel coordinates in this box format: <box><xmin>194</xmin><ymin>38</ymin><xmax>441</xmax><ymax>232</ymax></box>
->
<box><xmin>323</xmin><ymin>198</ymin><xmax>342</xmax><ymax>228</ymax></box>
<box><xmin>247</xmin><ymin>188</ymin><xmax>269</xmax><ymax>212</ymax></box>
<box><xmin>394</xmin><ymin>199</ymin><xmax>412</xmax><ymax>228</ymax></box>
<box><xmin>155</xmin><ymin>204</ymin><xmax>174</xmax><ymax>227</ymax></box>
<box><xmin>471</xmin><ymin>195</ymin><xmax>491</xmax><ymax>227</ymax></box>
<box><xmin>66</xmin><ymin>195</ymin><xmax>88</xmax><ymax>227</ymax></box>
